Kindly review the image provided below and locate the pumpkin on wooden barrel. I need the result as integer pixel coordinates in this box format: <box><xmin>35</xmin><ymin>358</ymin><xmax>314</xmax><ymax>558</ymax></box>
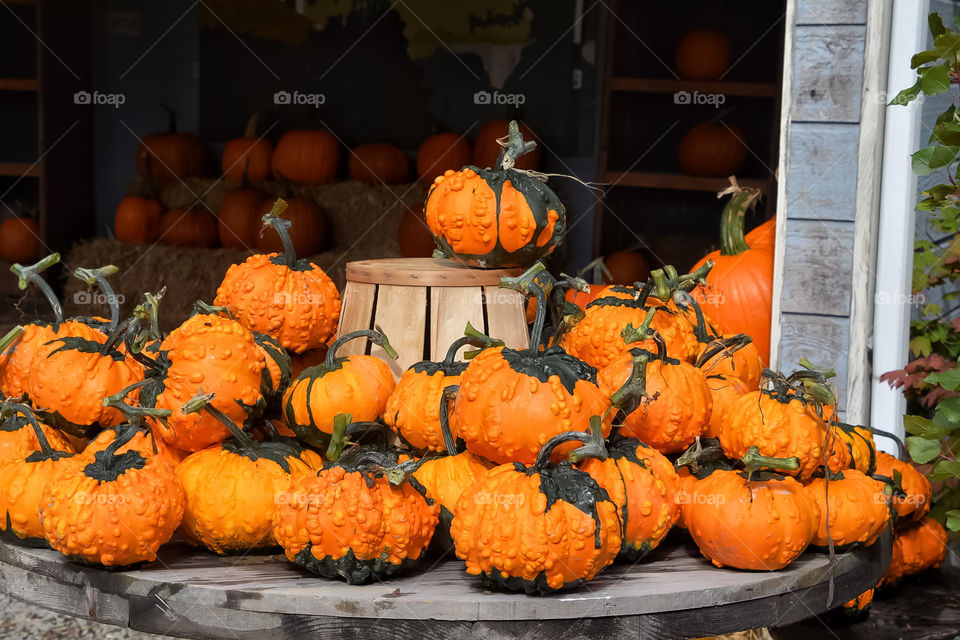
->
<box><xmin>425</xmin><ymin>121</ymin><xmax>564</xmax><ymax>268</ymax></box>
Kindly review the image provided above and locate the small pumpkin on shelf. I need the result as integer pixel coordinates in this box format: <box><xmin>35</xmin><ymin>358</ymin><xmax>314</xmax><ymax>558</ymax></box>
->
<box><xmin>274</xmin><ymin>413</ymin><xmax>439</xmax><ymax>584</ymax></box>
<box><xmin>272</xmin><ymin>129</ymin><xmax>340</xmax><ymax>185</ymax></box>
<box><xmin>253</xmin><ymin>192</ymin><xmax>327</xmax><ymax>257</ymax></box>
<box><xmin>0</xmin><ymin>402</ymin><xmax>78</xmax><ymax>546</ymax></box>
<box><xmin>0</xmin><ymin>216</ymin><xmax>39</xmax><ymax>263</ymax></box>
<box><xmin>114</xmin><ymin>162</ymin><xmax>164</xmax><ymax>244</ymax></box>
<box><xmin>175</xmin><ymin>392</ymin><xmax>317</xmax><ymax>555</ymax></box>
<box><xmin>425</xmin><ymin>121</ymin><xmax>563</xmax><ymax>268</ymax></box>
<box><xmin>221</xmin><ymin>113</ymin><xmax>273</xmax><ymax>183</ymax></box>
<box><xmin>451</xmin><ymin>417</ymin><xmax>621</xmax><ymax>594</ymax></box>
<box><xmin>217</xmin><ymin>183</ymin><xmax>269</xmax><ymax>249</ymax></box>
<box><xmin>40</xmin><ymin>421</ymin><xmax>185</xmax><ymax>567</ymax></box>
<box><xmin>137</xmin><ymin>106</ymin><xmax>205</xmax><ymax>182</ymax></box>
<box><xmin>675</xmin><ymin>30</ymin><xmax>731</xmax><ymax>80</ymax></box>
<box><xmin>348</xmin><ymin>143</ymin><xmax>410</xmax><ymax>185</ymax></box>
<box><xmin>678</xmin><ymin>121</ymin><xmax>747</xmax><ymax>178</ymax></box>
<box><xmin>282</xmin><ymin>329</ymin><xmax>398</xmax><ymax>448</ymax></box>
<box><xmin>159</xmin><ymin>202</ymin><xmax>218</xmax><ymax>248</ymax></box>
<box><xmin>215</xmin><ymin>198</ymin><xmax>340</xmax><ymax>354</ymax></box>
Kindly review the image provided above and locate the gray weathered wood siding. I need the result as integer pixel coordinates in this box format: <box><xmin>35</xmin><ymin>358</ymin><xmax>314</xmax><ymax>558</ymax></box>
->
<box><xmin>773</xmin><ymin>0</ymin><xmax>882</xmax><ymax>416</ymax></box>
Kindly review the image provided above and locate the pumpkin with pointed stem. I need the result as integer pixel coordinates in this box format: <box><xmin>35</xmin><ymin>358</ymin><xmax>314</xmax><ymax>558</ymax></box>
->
<box><xmin>214</xmin><ymin>199</ymin><xmax>340</xmax><ymax>354</ymax></box>
<box><xmin>579</xmin><ymin>431</ymin><xmax>681</xmax><ymax>559</ymax></box>
<box><xmin>40</xmin><ymin>425</ymin><xmax>185</xmax><ymax>567</ymax></box>
<box><xmin>173</xmin><ymin>392</ymin><xmax>317</xmax><ymax>554</ymax></box>
<box><xmin>686</xmin><ymin>448</ymin><xmax>820</xmax><ymax>570</ymax></box>
<box><xmin>560</xmin><ymin>264</ymin><xmax>713</xmax><ymax>368</ymax></box>
<box><xmin>600</xmin><ymin>328</ymin><xmax>713</xmax><ymax>454</ymax></box>
<box><xmin>222</xmin><ymin>113</ymin><xmax>272</xmax><ymax>183</ymax></box>
<box><xmin>451</xmin><ymin>264</ymin><xmax>612</xmax><ymax>465</ymax></box>
<box><xmin>805</xmin><ymin>469</ymin><xmax>890</xmax><ymax>548</ymax></box>
<box><xmin>273</xmin><ymin>414</ymin><xmax>438</xmax><ymax>584</ymax></box>
<box><xmin>0</xmin><ymin>401</ymin><xmax>74</xmax><ymax>465</ymax></box>
<box><xmin>28</xmin><ymin>266</ymin><xmax>145</xmax><ymax>432</ymax></box>
<box><xmin>718</xmin><ymin>369</ymin><xmax>851</xmax><ymax>480</ymax></box>
<box><xmin>691</xmin><ymin>178</ymin><xmax>774</xmax><ymax>364</ymax></box>
<box><xmin>139</xmin><ymin>310</ymin><xmax>266</xmax><ymax>452</ymax></box>
<box><xmin>425</xmin><ymin>121</ymin><xmax>564</xmax><ymax>268</ymax></box>
<box><xmin>875</xmin><ymin>451</ymin><xmax>931</xmax><ymax>523</ymax></box>
<box><xmin>0</xmin><ymin>402</ymin><xmax>78</xmax><ymax>545</ymax></box>
<box><xmin>451</xmin><ymin>418</ymin><xmax>621</xmax><ymax>594</ymax></box>
<box><xmin>282</xmin><ymin>329</ymin><xmax>397</xmax><ymax>448</ymax></box>
<box><xmin>384</xmin><ymin>330</ymin><xmax>502</xmax><ymax>453</ymax></box>
<box><xmin>837</xmin><ymin>422</ymin><xmax>877</xmax><ymax>475</ymax></box>
<box><xmin>674</xmin><ymin>437</ymin><xmax>735</xmax><ymax>529</ymax></box>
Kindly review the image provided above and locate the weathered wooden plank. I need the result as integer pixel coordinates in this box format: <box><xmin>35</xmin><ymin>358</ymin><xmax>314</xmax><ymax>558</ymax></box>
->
<box><xmin>430</xmin><ymin>287</ymin><xmax>484</xmax><ymax>361</ymax></box>
<box><xmin>778</xmin><ymin>313</ymin><xmax>851</xmax><ymax>411</ymax></box>
<box><xmin>484</xmin><ymin>286</ymin><xmax>529</xmax><ymax>350</ymax></box>
<box><xmin>791</xmin><ymin>26</ymin><xmax>866</xmax><ymax>122</ymax></box>
<box><xmin>780</xmin><ymin>220</ymin><xmax>855</xmax><ymax>316</ymax></box>
<box><xmin>336</xmin><ymin>282</ymin><xmax>376</xmax><ymax>357</ymax></box>
<box><xmin>785</xmin><ymin>123</ymin><xmax>860</xmax><ymax>222</ymax></box>
<box><xmin>371</xmin><ymin>284</ymin><xmax>427</xmax><ymax>377</ymax></box>
<box><xmin>795</xmin><ymin>0</ymin><xmax>867</xmax><ymax>25</ymax></box>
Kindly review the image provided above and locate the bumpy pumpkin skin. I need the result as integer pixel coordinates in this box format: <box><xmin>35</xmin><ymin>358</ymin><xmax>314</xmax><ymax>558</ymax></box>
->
<box><xmin>452</xmin><ymin>347</ymin><xmax>612</xmax><ymax>465</ymax></box>
<box><xmin>883</xmin><ymin>516</ymin><xmax>948</xmax><ymax>584</ymax></box>
<box><xmin>40</xmin><ymin>457</ymin><xmax>185</xmax><ymax>567</ymax></box>
<box><xmin>451</xmin><ymin>462</ymin><xmax>622</xmax><ymax>593</ymax></box>
<box><xmin>580</xmin><ymin>438</ymin><xmax>681</xmax><ymax>558</ymax></box>
<box><xmin>686</xmin><ymin>470</ymin><xmax>819</xmax><ymax>570</ymax></box>
<box><xmin>838</xmin><ymin>424</ymin><xmax>876</xmax><ymax>476</ymax></box>
<box><xmin>424</xmin><ymin>167</ymin><xmax>564</xmax><ymax>268</ymax></box>
<box><xmin>805</xmin><ymin>470</ymin><xmax>890</xmax><ymax>547</ymax></box>
<box><xmin>176</xmin><ymin>447</ymin><xmax>314</xmax><ymax>554</ymax></box>
<box><xmin>599</xmin><ymin>350</ymin><xmax>712</xmax><ymax>454</ymax></box>
<box><xmin>28</xmin><ymin>323</ymin><xmax>145</xmax><ymax>428</ymax></box>
<box><xmin>283</xmin><ymin>356</ymin><xmax>396</xmax><ymax>438</ymax></box>
<box><xmin>413</xmin><ymin>451</ymin><xmax>491</xmax><ymax>547</ymax></box>
<box><xmin>704</xmin><ymin>374</ymin><xmax>750</xmax><ymax>439</ymax></box>
<box><xmin>0</xmin><ymin>323</ymin><xmax>70</xmax><ymax>398</ymax></box>
<box><xmin>81</xmin><ymin>427</ymin><xmax>186</xmax><ymax>470</ymax></box>
<box><xmin>150</xmin><ymin>314</ymin><xmax>266</xmax><ymax>452</ymax></box>
<box><xmin>215</xmin><ymin>254</ymin><xmax>341</xmax><ymax>354</ymax></box>
<box><xmin>273</xmin><ymin>465</ymin><xmax>438</xmax><ymax>584</ymax></box>
<box><xmin>719</xmin><ymin>391</ymin><xmax>851</xmax><ymax>480</ymax></box>
<box><xmin>698</xmin><ymin>339</ymin><xmax>763</xmax><ymax>390</ymax></box>
<box><xmin>0</xmin><ymin>416</ymin><xmax>74</xmax><ymax>465</ymax></box>
<box><xmin>0</xmin><ymin>456</ymin><xmax>80</xmax><ymax>544</ymax></box>
<box><xmin>875</xmin><ymin>452</ymin><xmax>931</xmax><ymax>523</ymax></box>
<box><xmin>384</xmin><ymin>365</ymin><xmax>462</xmax><ymax>452</ymax></box>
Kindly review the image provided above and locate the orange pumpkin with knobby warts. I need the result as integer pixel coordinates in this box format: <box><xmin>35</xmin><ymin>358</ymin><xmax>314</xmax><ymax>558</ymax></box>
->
<box><xmin>805</xmin><ymin>469</ymin><xmax>890</xmax><ymax>548</ymax></box>
<box><xmin>704</xmin><ymin>373</ymin><xmax>750</xmax><ymax>439</ymax></box>
<box><xmin>409</xmin><ymin>450</ymin><xmax>491</xmax><ymax>548</ymax></box>
<box><xmin>882</xmin><ymin>516</ymin><xmax>948</xmax><ymax>584</ymax></box>
<box><xmin>417</xmin><ymin>132</ymin><xmax>472</xmax><ymax>183</ymax></box>
<box><xmin>686</xmin><ymin>448</ymin><xmax>820</xmax><ymax>570</ymax></box>
<box><xmin>837</xmin><ymin>422</ymin><xmax>877</xmax><ymax>475</ymax></box>
<box><xmin>674</xmin><ymin>437</ymin><xmax>736</xmax><ymax>529</ymax></box>
<box><xmin>0</xmin><ymin>407</ymin><xmax>74</xmax><ymax>466</ymax></box>
<box><xmin>272</xmin><ymin>129</ymin><xmax>339</xmax><ymax>185</ymax></box>
<box><xmin>425</xmin><ymin>121</ymin><xmax>563</xmax><ymax>268</ymax></box>
<box><xmin>875</xmin><ymin>451</ymin><xmax>931</xmax><ymax>523</ymax></box>
<box><xmin>216</xmin><ymin>199</ymin><xmax>341</xmax><ymax>354</ymax></box>
<box><xmin>221</xmin><ymin>113</ymin><xmax>273</xmax><ymax>182</ymax></box>
<box><xmin>282</xmin><ymin>329</ymin><xmax>397</xmax><ymax>448</ymax></box>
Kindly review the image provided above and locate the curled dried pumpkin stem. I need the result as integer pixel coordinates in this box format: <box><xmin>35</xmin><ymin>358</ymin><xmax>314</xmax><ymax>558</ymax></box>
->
<box><xmin>438</xmin><ymin>385</ymin><xmax>460</xmax><ymax>456</ymax></box>
<box><xmin>11</xmin><ymin>253</ymin><xmax>62</xmax><ymax>323</ymax></box>
<box><xmin>676</xmin><ymin>436</ymin><xmax>726</xmax><ymax>472</ymax></box>
<box><xmin>741</xmin><ymin>445</ymin><xmax>800</xmax><ymax>478</ymax></box>
<box><xmin>194</xmin><ymin>299</ymin><xmax>232</xmax><ymax>318</ymax></box>
<box><xmin>458</xmin><ymin>323</ymin><xmax>504</xmax><ymax>360</ymax></box>
<box><xmin>260</xmin><ymin>198</ymin><xmax>296</xmax><ymax>265</ymax></box>
<box><xmin>717</xmin><ymin>176</ymin><xmax>762</xmax><ymax>257</ymax></box>
<box><xmin>0</xmin><ymin>325</ymin><xmax>24</xmax><ymax>355</ymax></box>
<box><xmin>182</xmin><ymin>391</ymin><xmax>259</xmax><ymax>452</ymax></box>
<box><xmin>73</xmin><ymin>265</ymin><xmax>120</xmax><ymax>332</ymax></box>
<box><xmin>534</xmin><ymin>415</ymin><xmax>607</xmax><ymax>469</ymax></box>
<box><xmin>326</xmin><ymin>328</ymin><xmax>398</xmax><ymax>370</ymax></box>
<box><xmin>1</xmin><ymin>400</ymin><xmax>71</xmax><ymax>460</ymax></box>
<box><xmin>610</xmin><ymin>352</ymin><xmax>650</xmax><ymax>416</ymax></box>
<box><xmin>620</xmin><ymin>308</ymin><xmax>658</xmax><ymax>346</ymax></box>
<box><xmin>496</xmin><ymin>120</ymin><xmax>537</xmax><ymax>171</ymax></box>
<box><xmin>102</xmin><ymin>382</ymin><xmax>172</xmax><ymax>425</ymax></box>
<box><xmin>695</xmin><ymin>333</ymin><xmax>753</xmax><ymax>370</ymax></box>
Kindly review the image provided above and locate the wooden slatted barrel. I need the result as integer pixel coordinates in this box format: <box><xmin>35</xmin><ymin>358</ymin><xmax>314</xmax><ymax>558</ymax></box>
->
<box><xmin>337</xmin><ymin>258</ymin><xmax>529</xmax><ymax>376</ymax></box>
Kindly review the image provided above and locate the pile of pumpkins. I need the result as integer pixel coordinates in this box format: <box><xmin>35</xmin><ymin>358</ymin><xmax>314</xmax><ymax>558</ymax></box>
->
<box><xmin>0</xmin><ymin>123</ymin><xmax>946</xmax><ymax>613</ymax></box>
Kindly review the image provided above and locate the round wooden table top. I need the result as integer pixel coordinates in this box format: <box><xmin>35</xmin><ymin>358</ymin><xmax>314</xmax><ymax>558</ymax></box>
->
<box><xmin>346</xmin><ymin>258</ymin><xmax>523</xmax><ymax>287</ymax></box>
<box><xmin>0</xmin><ymin>532</ymin><xmax>889</xmax><ymax>640</ymax></box>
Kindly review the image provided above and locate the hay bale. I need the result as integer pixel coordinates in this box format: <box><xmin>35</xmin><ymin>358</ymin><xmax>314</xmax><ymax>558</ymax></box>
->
<box><xmin>69</xmin><ymin>180</ymin><xmax>427</xmax><ymax>330</ymax></box>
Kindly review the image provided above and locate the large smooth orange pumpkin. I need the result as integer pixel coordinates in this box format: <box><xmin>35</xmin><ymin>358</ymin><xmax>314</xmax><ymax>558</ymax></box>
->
<box><xmin>348</xmin><ymin>143</ymin><xmax>409</xmax><ymax>185</ymax></box>
<box><xmin>221</xmin><ymin>113</ymin><xmax>273</xmax><ymax>182</ymax></box>
<box><xmin>604</xmin><ymin>251</ymin><xmax>650</xmax><ymax>284</ymax></box>
<box><xmin>272</xmin><ymin>129</ymin><xmax>340</xmax><ymax>185</ymax></box>
<box><xmin>745</xmin><ymin>215</ymin><xmax>776</xmax><ymax>249</ymax></box>
<box><xmin>137</xmin><ymin>108</ymin><xmax>205</xmax><ymax>182</ymax></box>
<box><xmin>160</xmin><ymin>205</ymin><xmax>218</xmax><ymax>248</ymax></box>
<box><xmin>218</xmin><ymin>188</ymin><xmax>269</xmax><ymax>249</ymax></box>
<box><xmin>676</xmin><ymin>30</ymin><xmax>731</xmax><ymax>80</ymax></box>
<box><xmin>417</xmin><ymin>132</ymin><xmax>472</xmax><ymax>183</ymax></box>
<box><xmin>398</xmin><ymin>206</ymin><xmax>435</xmax><ymax>258</ymax></box>
<box><xmin>692</xmin><ymin>178</ymin><xmax>772</xmax><ymax>364</ymax></box>
<box><xmin>678</xmin><ymin>122</ymin><xmax>747</xmax><ymax>178</ymax></box>
<box><xmin>0</xmin><ymin>218</ymin><xmax>40</xmax><ymax>262</ymax></box>
<box><xmin>472</xmin><ymin>120</ymin><xmax>540</xmax><ymax>171</ymax></box>
<box><xmin>114</xmin><ymin>196</ymin><xmax>163</xmax><ymax>244</ymax></box>
<box><xmin>255</xmin><ymin>196</ymin><xmax>326</xmax><ymax>256</ymax></box>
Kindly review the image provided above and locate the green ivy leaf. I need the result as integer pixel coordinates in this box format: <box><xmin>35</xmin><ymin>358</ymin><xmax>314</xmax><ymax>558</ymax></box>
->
<box><xmin>930</xmin><ymin>459</ymin><xmax>960</xmax><ymax>481</ymax></box>
<box><xmin>912</xmin><ymin>147</ymin><xmax>938</xmax><ymax>175</ymax></box>
<box><xmin>905</xmin><ymin>414</ymin><xmax>953</xmax><ymax>438</ymax></box>
<box><xmin>931</xmin><ymin>12</ymin><xmax>947</xmax><ymax>37</ymax></box>
<box><xmin>938</xmin><ymin>396</ymin><xmax>960</xmax><ymax>423</ymax></box>
<box><xmin>921</xmin><ymin>64</ymin><xmax>952</xmax><ymax>95</ymax></box>
<box><xmin>929</xmin><ymin>144</ymin><xmax>960</xmax><ymax>169</ymax></box>
<box><xmin>890</xmin><ymin>77</ymin><xmax>922</xmax><ymax>107</ymax></box>
<box><xmin>912</xmin><ymin>50</ymin><xmax>942</xmax><ymax>68</ymax></box>
<box><xmin>907</xmin><ymin>435</ymin><xmax>942</xmax><ymax>463</ymax></box>
<box><xmin>946</xmin><ymin>509</ymin><xmax>960</xmax><ymax>531</ymax></box>
<box><xmin>926</xmin><ymin>368</ymin><xmax>960</xmax><ymax>391</ymax></box>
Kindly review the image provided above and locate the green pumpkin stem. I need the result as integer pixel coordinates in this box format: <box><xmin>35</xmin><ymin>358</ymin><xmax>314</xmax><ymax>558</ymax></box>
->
<box><xmin>741</xmin><ymin>445</ymin><xmax>800</xmax><ymax>480</ymax></box>
<box><xmin>261</xmin><ymin>198</ymin><xmax>296</xmax><ymax>265</ymax></box>
<box><xmin>718</xmin><ymin>177</ymin><xmax>761</xmax><ymax>257</ymax></box>
<box><xmin>438</xmin><ymin>385</ymin><xmax>460</xmax><ymax>456</ymax></box>
<box><xmin>676</xmin><ymin>290</ymin><xmax>716</xmax><ymax>343</ymax></box>
<box><xmin>326</xmin><ymin>412</ymin><xmax>353</xmax><ymax>462</ymax></box>
<box><xmin>677</xmin><ymin>436</ymin><xmax>722</xmax><ymax>470</ymax></box>
<box><xmin>182</xmin><ymin>391</ymin><xmax>259</xmax><ymax>452</ymax></box>
<box><xmin>620</xmin><ymin>308</ymin><xmax>657</xmax><ymax>346</ymax></box>
<box><xmin>102</xmin><ymin>382</ymin><xmax>172</xmax><ymax>425</ymax></box>
<box><xmin>451</xmin><ymin>324</ymin><xmax>504</xmax><ymax>362</ymax></box>
<box><xmin>0</xmin><ymin>325</ymin><xmax>25</xmax><ymax>356</ymax></box>
<box><xmin>326</xmin><ymin>328</ymin><xmax>398</xmax><ymax>370</ymax></box>
<box><xmin>787</xmin><ymin>361</ymin><xmax>838</xmax><ymax>407</ymax></box>
<box><xmin>194</xmin><ymin>299</ymin><xmax>232</xmax><ymax>318</ymax></box>
<box><xmin>1</xmin><ymin>401</ymin><xmax>69</xmax><ymax>460</ymax></box>
<box><xmin>650</xmin><ymin>269</ymin><xmax>672</xmax><ymax>303</ymax></box>
<box><xmin>11</xmin><ymin>253</ymin><xmax>62</xmax><ymax>323</ymax></box>
<box><xmin>73</xmin><ymin>265</ymin><xmax>120</xmax><ymax>332</ymax></box>
<box><xmin>126</xmin><ymin>288</ymin><xmax>165</xmax><ymax>358</ymax></box>
<box><xmin>533</xmin><ymin>415</ymin><xmax>608</xmax><ymax>470</ymax></box>
<box><xmin>695</xmin><ymin>333</ymin><xmax>753</xmax><ymax>370</ymax></box>
<box><xmin>498</xmin><ymin>120</ymin><xmax>537</xmax><ymax>171</ymax></box>
<box><xmin>610</xmin><ymin>352</ymin><xmax>650</xmax><ymax>415</ymax></box>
